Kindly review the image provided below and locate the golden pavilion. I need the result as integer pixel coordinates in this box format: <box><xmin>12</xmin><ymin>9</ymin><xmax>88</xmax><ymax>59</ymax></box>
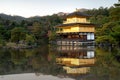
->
<box><xmin>55</xmin><ymin>10</ymin><xmax>95</xmax><ymax>45</ymax></box>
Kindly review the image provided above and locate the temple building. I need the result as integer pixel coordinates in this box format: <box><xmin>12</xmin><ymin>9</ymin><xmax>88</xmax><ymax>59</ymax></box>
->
<box><xmin>55</xmin><ymin>10</ymin><xmax>95</xmax><ymax>45</ymax></box>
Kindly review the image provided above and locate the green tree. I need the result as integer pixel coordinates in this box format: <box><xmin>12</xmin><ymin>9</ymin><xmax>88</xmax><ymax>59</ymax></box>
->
<box><xmin>95</xmin><ymin>0</ymin><xmax>120</xmax><ymax>45</ymax></box>
<box><xmin>11</xmin><ymin>27</ymin><xmax>26</xmax><ymax>43</ymax></box>
<box><xmin>32</xmin><ymin>22</ymin><xmax>41</xmax><ymax>39</ymax></box>
<box><xmin>48</xmin><ymin>31</ymin><xmax>56</xmax><ymax>41</ymax></box>
<box><xmin>114</xmin><ymin>0</ymin><xmax>120</xmax><ymax>7</ymax></box>
<box><xmin>0</xmin><ymin>26</ymin><xmax>5</xmax><ymax>39</ymax></box>
<box><xmin>101</xmin><ymin>22</ymin><xmax>116</xmax><ymax>35</ymax></box>
<box><xmin>32</xmin><ymin>22</ymin><xmax>48</xmax><ymax>44</ymax></box>
<box><xmin>25</xmin><ymin>34</ymin><xmax>35</xmax><ymax>45</ymax></box>
<box><xmin>109</xmin><ymin>8</ymin><xmax>120</xmax><ymax>22</ymax></box>
<box><xmin>111</xmin><ymin>25</ymin><xmax>120</xmax><ymax>45</ymax></box>
<box><xmin>96</xmin><ymin>35</ymin><xmax>116</xmax><ymax>44</ymax></box>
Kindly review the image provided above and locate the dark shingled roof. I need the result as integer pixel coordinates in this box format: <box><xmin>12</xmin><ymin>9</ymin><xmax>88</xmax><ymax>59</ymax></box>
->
<box><xmin>67</xmin><ymin>11</ymin><xmax>90</xmax><ymax>18</ymax></box>
<box><xmin>55</xmin><ymin>23</ymin><xmax>95</xmax><ymax>27</ymax></box>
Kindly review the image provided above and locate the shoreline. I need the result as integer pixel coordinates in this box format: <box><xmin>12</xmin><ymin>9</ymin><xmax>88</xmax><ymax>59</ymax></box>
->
<box><xmin>0</xmin><ymin>73</ymin><xmax>74</xmax><ymax>80</ymax></box>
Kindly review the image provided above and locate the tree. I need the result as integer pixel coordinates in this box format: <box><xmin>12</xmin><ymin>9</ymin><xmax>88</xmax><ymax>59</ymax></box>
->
<box><xmin>111</xmin><ymin>25</ymin><xmax>120</xmax><ymax>45</ymax></box>
<box><xmin>25</xmin><ymin>34</ymin><xmax>36</xmax><ymax>45</ymax></box>
<box><xmin>96</xmin><ymin>35</ymin><xmax>116</xmax><ymax>44</ymax></box>
<box><xmin>109</xmin><ymin>0</ymin><xmax>120</xmax><ymax>21</ymax></box>
<box><xmin>32</xmin><ymin>22</ymin><xmax>41</xmax><ymax>39</ymax></box>
<box><xmin>0</xmin><ymin>26</ymin><xmax>6</xmax><ymax>40</ymax></box>
<box><xmin>101</xmin><ymin>22</ymin><xmax>116</xmax><ymax>35</ymax></box>
<box><xmin>114</xmin><ymin>0</ymin><xmax>120</xmax><ymax>7</ymax></box>
<box><xmin>11</xmin><ymin>27</ymin><xmax>26</xmax><ymax>43</ymax></box>
<box><xmin>32</xmin><ymin>22</ymin><xmax>48</xmax><ymax>44</ymax></box>
<box><xmin>48</xmin><ymin>31</ymin><xmax>57</xmax><ymax>41</ymax></box>
<box><xmin>95</xmin><ymin>0</ymin><xmax>120</xmax><ymax>45</ymax></box>
<box><xmin>109</xmin><ymin>8</ymin><xmax>120</xmax><ymax>22</ymax></box>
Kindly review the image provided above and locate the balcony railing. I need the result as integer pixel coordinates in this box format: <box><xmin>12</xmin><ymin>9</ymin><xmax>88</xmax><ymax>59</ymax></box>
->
<box><xmin>56</xmin><ymin>31</ymin><xmax>79</xmax><ymax>33</ymax></box>
<box><xmin>63</xmin><ymin>21</ymin><xmax>90</xmax><ymax>24</ymax></box>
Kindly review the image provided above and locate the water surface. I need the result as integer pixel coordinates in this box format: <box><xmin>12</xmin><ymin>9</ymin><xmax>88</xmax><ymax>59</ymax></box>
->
<box><xmin>0</xmin><ymin>45</ymin><xmax>120</xmax><ymax>80</ymax></box>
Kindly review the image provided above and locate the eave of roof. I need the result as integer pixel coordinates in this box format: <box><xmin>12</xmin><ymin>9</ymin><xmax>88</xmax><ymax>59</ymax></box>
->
<box><xmin>55</xmin><ymin>23</ymin><xmax>95</xmax><ymax>27</ymax></box>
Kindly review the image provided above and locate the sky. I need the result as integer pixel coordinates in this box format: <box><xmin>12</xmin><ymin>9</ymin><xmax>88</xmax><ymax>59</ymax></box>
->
<box><xmin>0</xmin><ymin>0</ymin><xmax>118</xmax><ymax>18</ymax></box>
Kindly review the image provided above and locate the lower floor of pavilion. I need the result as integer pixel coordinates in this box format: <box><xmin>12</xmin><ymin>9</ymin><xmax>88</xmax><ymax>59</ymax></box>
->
<box><xmin>56</xmin><ymin>32</ymin><xmax>95</xmax><ymax>46</ymax></box>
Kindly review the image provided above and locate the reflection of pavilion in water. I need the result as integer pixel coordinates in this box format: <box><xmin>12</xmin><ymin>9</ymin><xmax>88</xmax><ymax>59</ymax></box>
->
<box><xmin>56</xmin><ymin>46</ymin><xmax>95</xmax><ymax>74</ymax></box>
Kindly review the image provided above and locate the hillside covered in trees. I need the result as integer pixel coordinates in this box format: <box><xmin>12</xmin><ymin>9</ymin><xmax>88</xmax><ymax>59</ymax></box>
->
<box><xmin>85</xmin><ymin>1</ymin><xmax>120</xmax><ymax>46</ymax></box>
<box><xmin>0</xmin><ymin>1</ymin><xmax>120</xmax><ymax>47</ymax></box>
<box><xmin>0</xmin><ymin>13</ymin><xmax>64</xmax><ymax>47</ymax></box>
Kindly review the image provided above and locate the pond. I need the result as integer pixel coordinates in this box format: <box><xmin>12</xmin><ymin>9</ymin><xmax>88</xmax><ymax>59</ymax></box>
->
<box><xmin>0</xmin><ymin>45</ymin><xmax>120</xmax><ymax>80</ymax></box>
